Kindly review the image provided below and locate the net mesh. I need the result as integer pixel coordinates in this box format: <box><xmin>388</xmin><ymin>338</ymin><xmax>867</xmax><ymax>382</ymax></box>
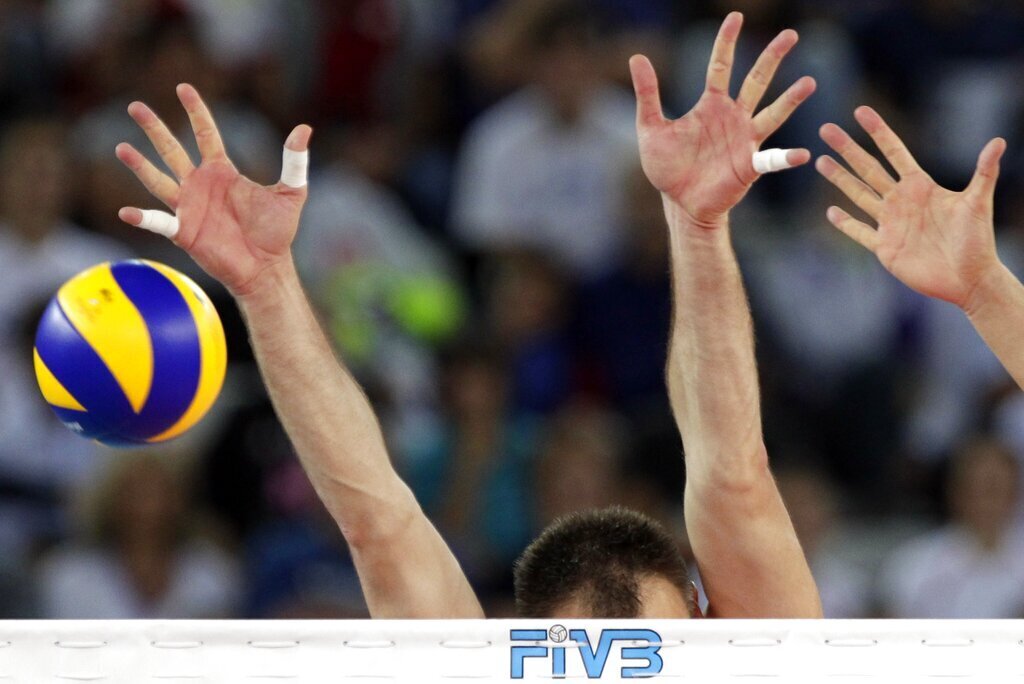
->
<box><xmin>0</xmin><ymin>619</ymin><xmax>1021</xmax><ymax>681</ymax></box>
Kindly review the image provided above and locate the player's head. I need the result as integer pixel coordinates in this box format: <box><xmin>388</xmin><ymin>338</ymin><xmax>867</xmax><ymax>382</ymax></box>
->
<box><xmin>513</xmin><ymin>506</ymin><xmax>698</xmax><ymax>618</ymax></box>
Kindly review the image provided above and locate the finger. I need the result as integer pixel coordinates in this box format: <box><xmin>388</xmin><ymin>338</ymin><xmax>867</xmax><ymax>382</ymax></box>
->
<box><xmin>826</xmin><ymin>205</ymin><xmax>879</xmax><ymax>253</ymax></box>
<box><xmin>127</xmin><ymin>101</ymin><xmax>195</xmax><ymax>179</ymax></box>
<box><xmin>115</xmin><ymin>143</ymin><xmax>180</xmax><ymax>209</ymax></box>
<box><xmin>279</xmin><ymin>124</ymin><xmax>313</xmax><ymax>189</ymax></box>
<box><xmin>752</xmin><ymin>76</ymin><xmax>816</xmax><ymax>141</ymax></box>
<box><xmin>705</xmin><ymin>11</ymin><xmax>743</xmax><ymax>95</ymax></box>
<box><xmin>854</xmin><ymin>106</ymin><xmax>921</xmax><ymax>178</ymax></box>
<box><xmin>815</xmin><ymin>155</ymin><xmax>883</xmax><ymax>219</ymax></box>
<box><xmin>737</xmin><ymin>29</ymin><xmax>799</xmax><ymax>113</ymax></box>
<box><xmin>629</xmin><ymin>54</ymin><xmax>665</xmax><ymax>127</ymax></box>
<box><xmin>966</xmin><ymin>137</ymin><xmax>1007</xmax><ymax>201</ymax></box>
<box><xmin>176</xmin><ymin>83</ymin><xmax>227</xmax><ymax>161</ymax></box>
<box><xmin>819</xmin><ymin>123</ymin><xmax>897</xmax><ymax>196</ymax></box>
<box><xmin>752</xmin><ymin>148</ymin><xmax>810</xmax><ymax>174</ymax></box>
<box><xmin>119</xmin><ymin>207</ymin><xmax>179</xmax><ymax>240</ymax></box>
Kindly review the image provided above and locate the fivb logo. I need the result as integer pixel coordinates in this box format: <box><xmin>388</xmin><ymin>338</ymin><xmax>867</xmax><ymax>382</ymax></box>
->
<box><xmin>510</xmin><ymin>625</ymin><xmax>664</xmax><ymax>678</ymax></box>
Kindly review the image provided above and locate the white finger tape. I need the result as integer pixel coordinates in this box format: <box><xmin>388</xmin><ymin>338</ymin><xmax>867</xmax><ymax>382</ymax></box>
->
<box><xmin>752</xmin><ymin>148</ymin><xmax>793</xmax><ymax>174</ymax></box>
<box><xmin>138</xmin><ymin>209</ymin><xmax>179</xmax><ymax>239</ymax></box>
<box><xmin>280</xmin><ymin>147</ymin><xmax>308</xmax><ymax>188</ymax></box>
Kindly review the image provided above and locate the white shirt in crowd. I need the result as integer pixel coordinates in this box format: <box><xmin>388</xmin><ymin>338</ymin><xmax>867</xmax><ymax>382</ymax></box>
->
<box><xmin>451</xmin><ymin>86</ymin><xmax>636</xmax><ymax>277</ymax></box>
<box><xmin>39</xmin><ymin>541</ymin><xmax>241</xmax><ymax>619</ymax></box>
<box><xmin>879</xmin><ymin>525</ymin><xmax>1024</xmax><ymax>618</ymax></box>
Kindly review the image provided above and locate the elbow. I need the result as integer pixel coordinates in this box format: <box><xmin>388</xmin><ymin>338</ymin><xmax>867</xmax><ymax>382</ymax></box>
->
<box><xmin>689</xmin><ymin>443</ymin><xmax>772</xmax><ymax>497</ymax></box>
<box><xmin>334</xmin><ymin>481</ymin><xmax>421</xmax><ymax>551</ymax></box>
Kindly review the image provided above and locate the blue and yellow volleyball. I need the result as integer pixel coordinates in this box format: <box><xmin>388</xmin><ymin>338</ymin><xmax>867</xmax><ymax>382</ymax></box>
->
<box><xmin>33</xmin><ymin>260</ymin><xmax>227</xmax><ymax>446</ymax></box>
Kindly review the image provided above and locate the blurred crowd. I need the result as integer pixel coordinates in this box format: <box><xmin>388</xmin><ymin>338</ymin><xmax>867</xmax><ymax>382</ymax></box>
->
<box><xmin>2</xmin><ymin>0</ymin><xmax>1024</xmax><ymax>620</ymax></box>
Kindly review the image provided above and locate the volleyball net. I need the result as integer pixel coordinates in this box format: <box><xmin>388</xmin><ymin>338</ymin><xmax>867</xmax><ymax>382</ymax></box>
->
<box><xmin>0</xmin><ymin>619</ymin><xmax>1021</xmax><ymax>681</ymax></box>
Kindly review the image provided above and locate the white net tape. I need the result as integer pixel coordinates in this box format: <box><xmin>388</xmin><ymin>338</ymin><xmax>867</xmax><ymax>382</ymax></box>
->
<box><xmin>0</xmin><ymin>619</ymin><xmax>1021</xmax><ymax>682</ymax></box>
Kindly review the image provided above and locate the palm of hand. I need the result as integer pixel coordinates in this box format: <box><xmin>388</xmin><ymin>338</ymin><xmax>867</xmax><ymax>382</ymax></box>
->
<box><xmin>640</xmin><ymin>94</ymin><xmax>758</xmax><ymax>224</ymax></box>
<box><xmin>176</xmin><ymin>161</ymin><xmax>303</xmax><ymax>294</ymax></box>
<box><xmin>874</xmin><ymin>175</ymin><xmax>994</xmax><ymax>306</ymax></box>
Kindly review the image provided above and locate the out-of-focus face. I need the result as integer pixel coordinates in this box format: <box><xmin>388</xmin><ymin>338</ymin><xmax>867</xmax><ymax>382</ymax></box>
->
<box><xmin>446</xmin><ymin>359</ymin><xmax>507</xmax><ymax>422</ymax></box>
<box><xmin>0</xmin><ymin>122</ymin><xmax>71</xmax><ymax>237</ymax></box>
<box><xmin>533</xmin><ymin>37</ymin><xmax>600</xmax><ymax>122</ymax></box>
<box><xmin>551</xmin><ymin>575</ymin><xmax>694</xmax><ymax>618</ymax></box>
<box><xmin>776</xmin><ymin>469</ymin><xmax>835</xmax><ymax>556</ymax></box>
<box><xmin>111</xmin><ymin>460</ymin><xmax>184</xmax><ymax>544</ymax></box>
<box><xmin>624</xmin><ymin>166</ymin><xmax>669</xmax><ymax>272</ymax></box>
<box><xmin>536</xmin><ymin>440</ymin><xmax>615</xmax><ymax>524</ymax></box>
<box><xmin>951</xmin><ymin>443</ymin><xmax>1019</xmax><ymax>541</ymax></box>
<box><xmin>535</xmin><ymin>406</ymin><xmax>622</xmax><ymax>524</ymax></box>
<box><xmin>488</xmin><ymin>253</ymin><xmax>565</xmax><ymax>345</ymax></box>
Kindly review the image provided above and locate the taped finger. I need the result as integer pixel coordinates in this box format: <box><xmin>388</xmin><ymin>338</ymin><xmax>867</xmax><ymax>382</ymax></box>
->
<box><xmin>753</xmin><ymin>148</ymin><xmax>794</xmax><ymax>174</ymax></box>
<box><xmin>138</xmin><ymin>209</ymin><xmax>180</xmax><ymax>239</ymax></box>
<box><xmin>280</xmin><ymin>147</ymin><xmax>308</xmax><ymax>188</ymax></box>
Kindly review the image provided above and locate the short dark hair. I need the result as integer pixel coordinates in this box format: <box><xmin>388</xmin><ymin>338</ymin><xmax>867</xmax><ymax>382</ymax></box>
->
<box><xmin>513</xmin><ymin>507</ymin><xmax>694</xmax><ymax>618</ymax></box>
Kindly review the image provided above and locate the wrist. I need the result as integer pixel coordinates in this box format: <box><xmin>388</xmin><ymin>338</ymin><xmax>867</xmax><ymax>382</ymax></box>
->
<box><xmin>662</xmin><ymin>194</ymin><xmax>729</xmax><ymax>233</ymax></box>
<box><xmin>963</xmin><ymin>260</ymin><xmax>1014</xmax><ymax>318</ymax></box>
<box><xmin>233</xmin><ymin>256</ymin><xmax>300</xmax><ymax>305</ymax></box>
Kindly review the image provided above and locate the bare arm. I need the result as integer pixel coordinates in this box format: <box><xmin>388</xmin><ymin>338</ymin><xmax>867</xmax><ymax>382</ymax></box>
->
<box><xmin>115</xmin><ymin>85</ymin><xmax>482</xmax><ymax>618</ymax></box>
<box><xmin>816</xmin><ymin>108</ymin><xmax>1024</xmax><ymax>388</ymax></box>
<box><xmin>630</xmin><ymin>13</ymin><xmax>822</xmax><ymax>617</ymax></box>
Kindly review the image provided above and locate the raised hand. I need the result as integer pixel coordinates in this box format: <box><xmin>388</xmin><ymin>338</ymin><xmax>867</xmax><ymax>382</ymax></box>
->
<box><xmin>817</xmin><ymin>106</ymin><xmax>1006</xmax><ymax>309</ymax></box>
<box><xmin>630</xmin><ymin>12</ymin><xmax>816</xmax><ymax>227</ymax></box>
<box><xmin>115</xmin><ymin>84</ymin><xmax>312</xmax><ymax>296</ymax></box>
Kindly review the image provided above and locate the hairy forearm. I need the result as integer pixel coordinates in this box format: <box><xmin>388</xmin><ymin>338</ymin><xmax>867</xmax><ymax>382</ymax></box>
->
<box><xmin>236</xmin><ymin>258</ymin><xmax>482</xmax><ymax>618</ymax></box>
<box><xmin>236</xmin><ymin>258</ymin><xmax>411</xmax><ymax>541</ymax></box>
<box><xmin>665</xmin><ymin>198</ymin><xmax>820</xmax><ymax>616</ymax></box>
<box><xmin>664</xmin><ymin>199</ymin><xmax>767</xmax><ymax>485</ymax></box>
<box><xmin>965</xmin><ymin>262</ymin><xmax>1024</xmax><ymax>391</ymax></box>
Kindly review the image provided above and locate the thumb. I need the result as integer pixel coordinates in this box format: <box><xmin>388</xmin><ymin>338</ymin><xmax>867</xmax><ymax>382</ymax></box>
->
<box><xmin>966</xmin><ymin>137</ymin><xmax>1006</xmax><ymax>202</ymax></box>
<box><xmin>279</xmin><ymin>124</ymin><xmax>313</xmax><ymax>190</ymax></box>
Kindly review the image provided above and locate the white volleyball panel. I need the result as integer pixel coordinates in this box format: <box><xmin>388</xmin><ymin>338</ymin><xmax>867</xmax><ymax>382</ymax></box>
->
<box><xmin>0</xmin><ymin>620</ymin><xmax>1022</xmax><ymax>681</ymax></box>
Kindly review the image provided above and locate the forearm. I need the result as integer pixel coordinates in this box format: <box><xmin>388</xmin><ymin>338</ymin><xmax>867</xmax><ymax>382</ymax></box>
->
<box><xmin>665</xmin><ymin>198</ymin><xmax>819</xmax><ymax>616</ymax></box>
<box><xmin>965</xmin><ymin>261</ymin><xmax>1024</xmax><ymax>390</ymax></box>
<box><xmin>664</xmin><ymin>199</ymin><xmax>767</xmax><ymax>484</ymax></box>
<box><xmin>236</xmin><ymin>258</ymin><xmax>483</xmax><ymax>617</ymax></box>
<box><xmin>236</xmin><ymin>258</ymin><xmax>411</xmax><ymax>541</ymax></box>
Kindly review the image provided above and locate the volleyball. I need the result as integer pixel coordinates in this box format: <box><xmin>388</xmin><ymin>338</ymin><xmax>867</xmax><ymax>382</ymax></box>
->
<box><xmin>33</xmin><ymin>260</ymin><xmax>227</xmax><ymax>446</ymax></box>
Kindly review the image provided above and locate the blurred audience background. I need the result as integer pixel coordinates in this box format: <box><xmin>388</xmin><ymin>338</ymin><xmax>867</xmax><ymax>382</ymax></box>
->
<box><xmin>2</xmin><ymin>0</ymin><xmax>1024</xmax><ymax>618</ymax></box>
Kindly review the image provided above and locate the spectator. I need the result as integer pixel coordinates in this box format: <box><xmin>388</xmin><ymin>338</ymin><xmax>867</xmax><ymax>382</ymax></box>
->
<box><xmin>576</xmin><ymin>165</ymin><xmax>671</xmax><ymax>411</ymax></box>
<box><xmin>38</xmin><ymin>454</ymin><xmax>241</xmax><ymax>618</ymax></box>
<box><xmin>879</xmin><ymin>438</ymin><xmax>1024</xmax><ymax>618</ymax></box>
<box><xmin>532</xmin><ymin>402</ymin><xmax>624</xmax><ymax>527</ymax></box>
<box><xmin>776</xmin><ymin>465</ymin><xmax>872</xmax><ymax>618</ymax></box>
<box><xmin>70</xmin><ymin>14</ymin><xmax>278</xmax><ymax>257</ymax></box>
<box><xmin>740</xmin><ymin>182</ymin><xmax>915</xmax><ymax>499</ymax></box>
<box><xmin>401</xmin><ymin>340</ymin><xmax>537</xmax><ymax>596</ymax></box>
<box><xmin>0</xmin><ymin>120</ymin><xmax>129</xmax><ymax>563</ymax></box>
<box><xmin>296</xmin><ymin>128</ymin><xmax>466</xmax><ymax>420</ymax></box>
<box><xmin>451</xmin><ymin>0</ymin><xmax>636</xmax><ymax>277</ymax></box>
<box><xmin>0</xmin><ymin>119</ymin><xmax>129</xmax><ymax>341</ymax></box>
<box><xmin>482</xmin><ymin>249</ymin><xmax>573</xmax><ymax>414</ymax></box>
<box><xmin>244</xmin><ymin>459</ymin><xmax>366</xmax><ymax>618</ymax></box>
